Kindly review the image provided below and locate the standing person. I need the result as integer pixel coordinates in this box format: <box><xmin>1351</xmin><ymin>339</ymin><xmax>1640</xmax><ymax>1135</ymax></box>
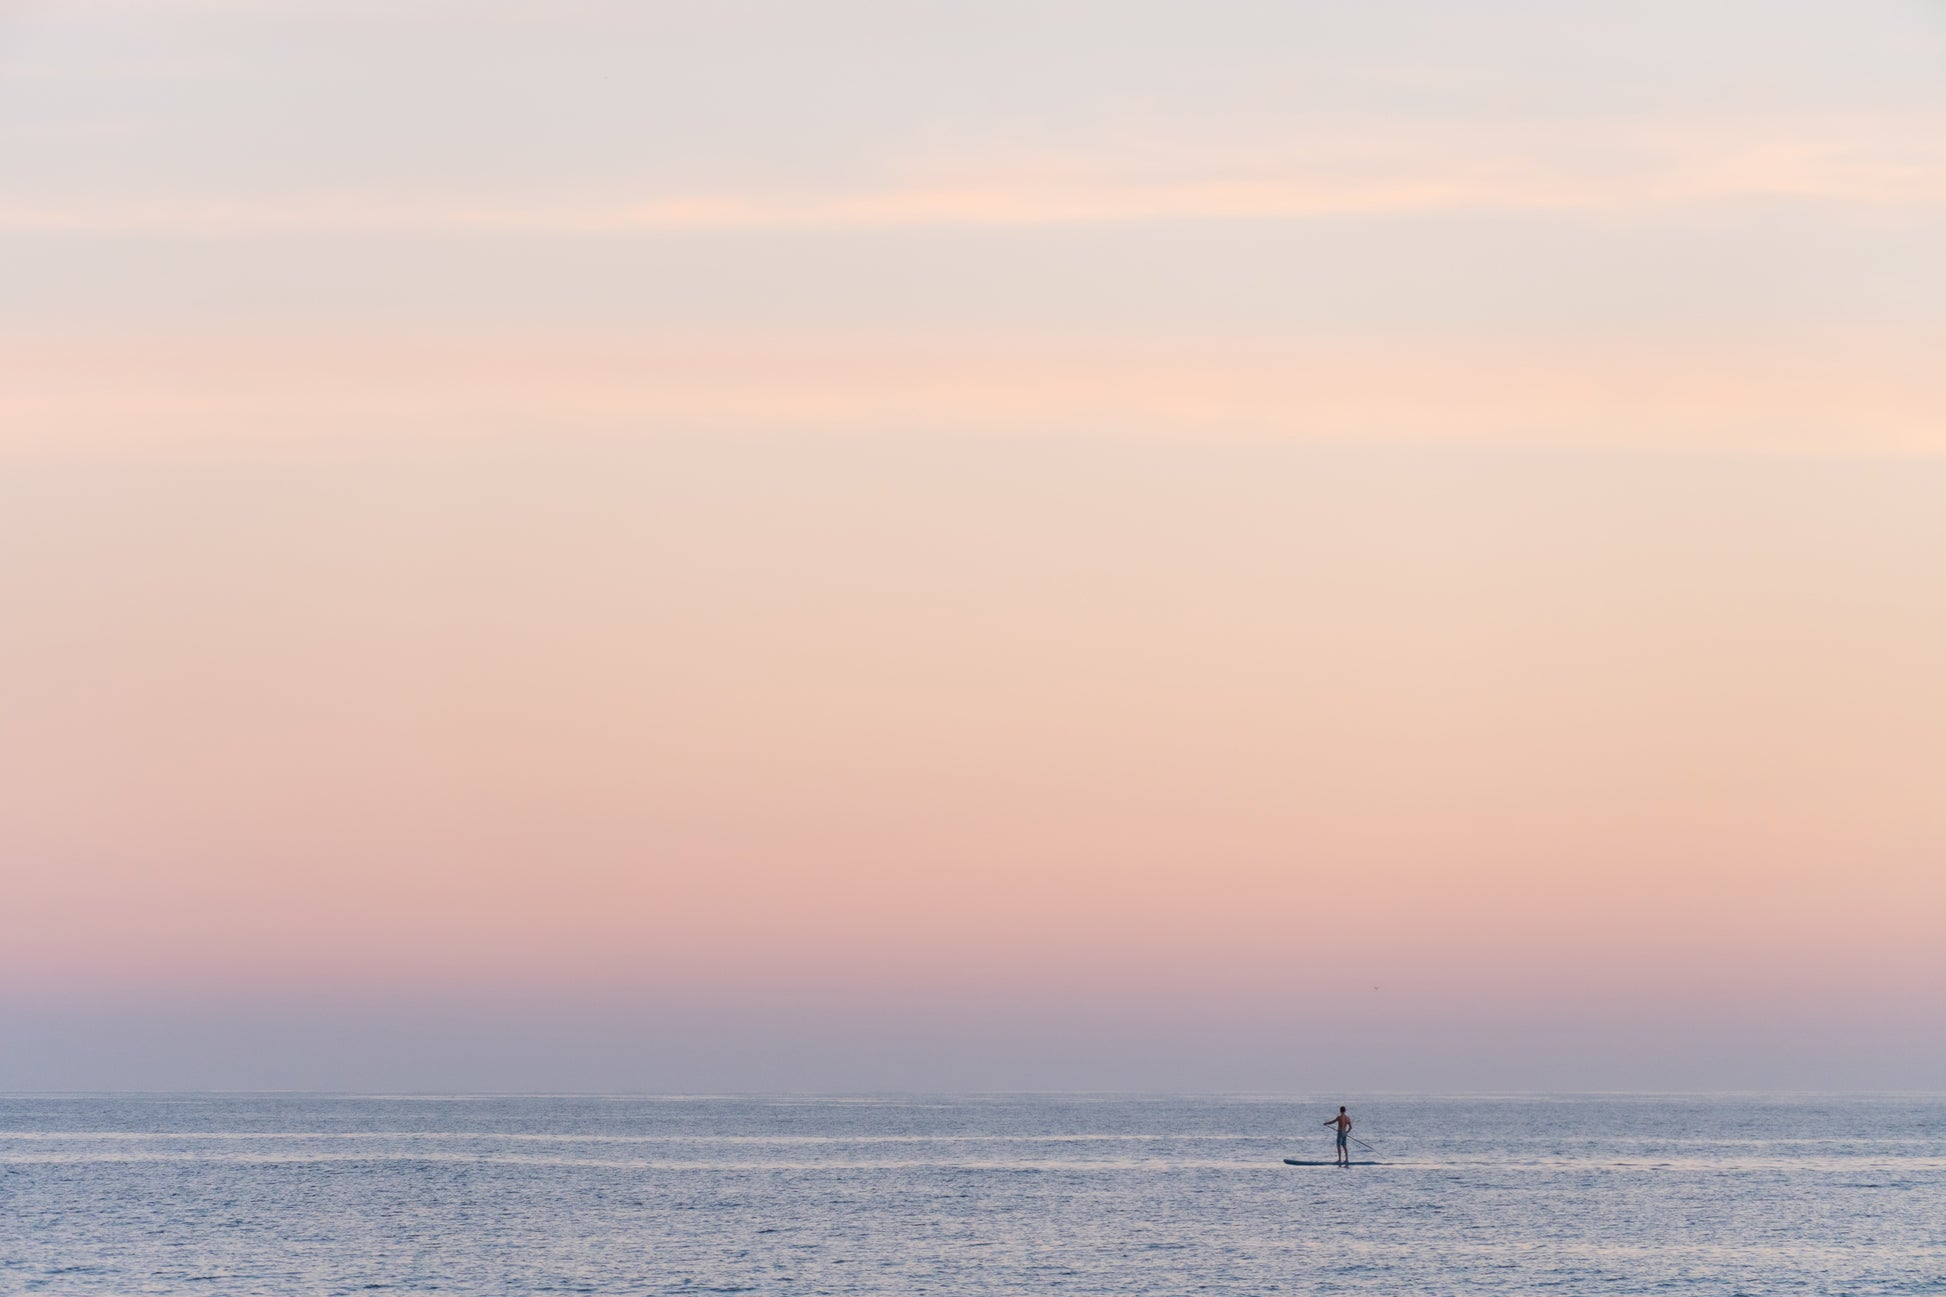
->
<box><xmin>1323</xmin><ymin>1106</ymin><xmax>1353</xmax><ymax>1166</ymax></box>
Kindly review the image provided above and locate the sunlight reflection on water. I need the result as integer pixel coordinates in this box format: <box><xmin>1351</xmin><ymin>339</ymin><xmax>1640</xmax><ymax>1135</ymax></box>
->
<box><xmin>2</xmin><ymin>1094</ymin><xmax>1942</xmax><ymax>1294</ymax></box>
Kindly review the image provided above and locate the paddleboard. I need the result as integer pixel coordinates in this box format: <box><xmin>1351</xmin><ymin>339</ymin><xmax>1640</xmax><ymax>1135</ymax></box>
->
<box><xmin>1283</xmin><ymin>1158</ymin><xmax>1380</xmax><ymax>1166</ymax></box>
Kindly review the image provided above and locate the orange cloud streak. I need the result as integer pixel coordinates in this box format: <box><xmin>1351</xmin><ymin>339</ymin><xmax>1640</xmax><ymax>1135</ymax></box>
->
<box><xmin>5</xmin><ymin>328</ymin><xmax>1943</xmax><ymax>454</ymax></box>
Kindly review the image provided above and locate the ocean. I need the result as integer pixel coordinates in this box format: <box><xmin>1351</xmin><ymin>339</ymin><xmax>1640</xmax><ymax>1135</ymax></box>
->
<box><xmin>2</xmin><ymin>1094</ymin><xmax>1941</xmax><ymax>1294</ymax></box>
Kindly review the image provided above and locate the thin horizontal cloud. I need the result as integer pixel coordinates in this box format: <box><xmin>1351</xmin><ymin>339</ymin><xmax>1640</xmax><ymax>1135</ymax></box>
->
<box><xmin>6</xmin><ymin>328</ymin><xmax>1942</xmax><ymax>454</ymax></box>
<box><xmin>4</xmin><ymin>118</ymin><xmax>1943</xmax><ymax>234</ymax></box>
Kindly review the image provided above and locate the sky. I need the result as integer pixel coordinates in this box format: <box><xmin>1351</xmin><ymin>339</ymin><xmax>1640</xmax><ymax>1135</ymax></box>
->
<box><xmin>3</xmin><ymin>0</ymin><xmax>1944</xmax><ymax>1093</ymax></box>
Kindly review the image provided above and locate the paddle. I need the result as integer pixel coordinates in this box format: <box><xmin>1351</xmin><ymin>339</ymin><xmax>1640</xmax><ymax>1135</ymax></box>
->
<box><xmin>1322</xmin><ymin>1119</ymin><xmax>1376</xmax><ymax>1152</ymax></box>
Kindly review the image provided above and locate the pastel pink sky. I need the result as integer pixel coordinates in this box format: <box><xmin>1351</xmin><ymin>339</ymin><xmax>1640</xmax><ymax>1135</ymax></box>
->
<box><xmin>2</xmin><ymin>0</ymin><xmax>1944</xmax><ymax>1090</ymax></box>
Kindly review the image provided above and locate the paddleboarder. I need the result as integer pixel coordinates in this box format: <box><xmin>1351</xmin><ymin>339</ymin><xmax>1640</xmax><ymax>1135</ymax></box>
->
<box><xmin>1323</xmin><ymin>1106</ymin><xmax>1352</xmax><ymax>1166</ymax></box>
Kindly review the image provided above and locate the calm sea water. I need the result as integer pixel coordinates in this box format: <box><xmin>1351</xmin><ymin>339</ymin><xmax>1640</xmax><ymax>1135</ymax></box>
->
<box><xmin>1</xmin><ymin>1094</ymin><xmax>1942</xmax><ymax>1294</ymax></box>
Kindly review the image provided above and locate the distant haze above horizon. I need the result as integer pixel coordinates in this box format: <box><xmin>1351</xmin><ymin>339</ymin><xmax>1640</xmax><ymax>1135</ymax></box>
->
<box><xmin>3</xmin><ymin>0</ymin><xmax>1944</xmax><ymax>1093</ymax></box>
